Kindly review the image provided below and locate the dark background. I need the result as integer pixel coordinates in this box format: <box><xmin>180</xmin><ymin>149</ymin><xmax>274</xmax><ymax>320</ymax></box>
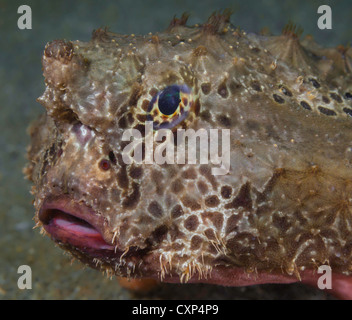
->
<box><xmin>0</xmin><ymin>0</ymin><xmax>351</xmax><ymax>299</ymax></box>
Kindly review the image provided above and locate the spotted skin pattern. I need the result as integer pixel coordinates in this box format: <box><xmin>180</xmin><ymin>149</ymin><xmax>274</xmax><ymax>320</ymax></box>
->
<box><xmin>25</xmin><ymin>12</ymin><xmax>352</xmax><ymax>297</ymax></box>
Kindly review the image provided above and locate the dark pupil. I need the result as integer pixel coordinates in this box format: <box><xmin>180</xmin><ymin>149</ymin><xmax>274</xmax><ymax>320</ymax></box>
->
<box><xmin>158</xmin><ymin>85</ymin><xmax>181</xmax><ymax>115</ymax></box>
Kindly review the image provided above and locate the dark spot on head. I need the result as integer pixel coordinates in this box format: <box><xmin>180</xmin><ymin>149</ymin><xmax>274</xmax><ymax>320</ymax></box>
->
<box><xmin>171</xmin><ymin>204</ymin><xmax>184</xmax><ymax>219</ymax></box>
<box><xmin>190</xmin><ymin>235</ymin><xmax>202</xmax><ymax>250</ymax></box>
<box><xmin>318</xmin><ymin>106</ymin><xmax>337</xmax><ymax>116</ymax></box>
<box><xmin>184</xmin><ymin>215</ymin><xmax>199</xmax><ymax>231</ymax></box>
<box><xmin>309</xmin><ymin>78</ymin><xmax>321</xmax><ymax>88</ymax></box>
<box><xmin>204</xmin><ymin>228</ymin><xmax>216</xmax><ymax>240</ymax></box>
<box><xmin>148</xmin><ymin>201</ymin><xmax>163</xmax><ymax>218</ymax></box>
<box><xmin>300</xmin><ymin>101</ymin><xmax>312</xmax><ymax>111</ymax></box>
<box><xmin>343</xmin><ymin>107</ymin><xmax>352</xmax><ymax>117</ymax></box>
<box><xmin>181</xmin><ymin>195</ymin><xmax>201</xmax><ymax>210</ymax></box>
<box><xmin>251</xmin><ymin>81</ymin><xmax>262</xmax><ymax>92</ymax></box>
<box><xmin>273</xmin><ymin>94</ymin><xmax>284</xmax><ymax>104</ymax></box>
<box><xmin>133</xmin><ymin>123</ymin><xmax>146</xmax><ymax>137</ymax></box>
<box><xmin>150</xmin><ymin>225</ymin><xmax>168</xmax><ymax>243</ymax></box>
<box><xmin>181</xmin><ymin>167</ymin><xmax>197</xmax><ymax>179</ymax></box>
<box><xmin>122</xmin><ymin>182</ymin><xmax>140</xmax><ymax>209</ymax></box>
<box><xmin>171</xmin><ymin>179</ymin><xmax>184</xmax><ymax>193</ymax></box>
<box><xmin>201</xmin><ymin>83</ymin><xmax>211</xmax><ymax>95</ymax></box>
<box><xmin>118</xmin><ymin>116</ymin><xmax>127</xmax><ymax>129</ymax></box>
<box><xmin>197</xmin><ymin>180</ymin><xmax>208</xmax><ymax>194</ymax></box>
<box><xmin>192</xmin><ymin>98</ymin><xmax>201</xmax><ymax>116</ymax></box>
<box><xmin>141</xmin><ymin>99</ymin><xmax>150</xmax><ymax>112</ymax></box>
<box><xmin>129</xmin><ymin>165</ymin><xmax>143</xmax><ymax>179</ymax></box>
<box><xmin>108</xmin><ymin>151</ymin><xmax>116</xmax><ymax>165</ymax></box>
<box><xmin>213</xmin><ymin>212</ymin><xmax>224</xmax><ymax>230</ymax></box>
<box><xmin>151</xmin><ymin>169</ymin><xmax>164</xmax><ymax>196</ymax></box>
<box><xmin>225</xmin><ymin>214</ymin><xmax>241</xmax><ymax>234</ymax></box>
<box><xmin>202</xmin><ymin>211</ymin><xmax>224</xmax><ymax>230</ymax></box>
<box><xmin>128</xmin><ymin>83</ymin><xmax>143</xmax><ymax>106</ymax></box>
<box><xmin>345</xmin><ymin>92</ymin><xmax>352</xmax><ymax>100</ymax></box>
<box><xmin>99</xmin><ymin>159</ymin><xmax>110</xmax><ymax>171</ymax></box>
<box><xmin>200</xmin><ymin>110</ymin><xmax>211</xmax><ymax>121</ymax></box>
<box><xmin>126</xmin><ymin>112</ymin><xmax>134</xmax><ymax>124</ymax></box>
<box><xmin>205</xmin><ymin>195</ymin><xmax>220</xmax><ymax>207</ymax></box>
<box><xmin>330</xmin><ymin>92</ymin><xmax>343</xmax><ymax>103</ymax></box>
<box><xmin>225</xmin><ymin>182</ymin><xmax>252</xmax><ymax>210</ymax></box>
<box><xmin>322</xmin><ymin>96</ymin><xmax>330</xmax><ymax>104</ymax></box>
<box><xmin>149</xmin><ymin>88</ymin><xmax>158</xmax><ymax>97</ymax></box>
<box><xmin>216</xmin><ymin>114</ymin><xmax>232</xmax><ymax>127</ymax></box>
<box><xmin>136</xmin><ymin>114</ymin><xmax>147</xmax><ymax>122</ymax></box>
<box><xmin>279</xmin><ymin>85</ymin><xmax>292</xmax><ymax>97</ymax></box>
<box><xmin>199</xmin><ymin>164</ymin><xmax>218</xmax><ymax>189</ymax></box>
<box><xmin>217</xmin><ymin>81</ymin><xmax>229</xmax><ymax>98</ymax></box>
<box><xmin>117</xmin><ymin>166</ymin><xmax>129</xmax><ymax>189</ymax></box>
<box><xmin>221</xmin><ymin>185</ymin><xmax>232</xmax><ymax>199</ymax></box>
<box><xmin>251</xmin><ymin>47</ymin><xmax>260</xmax><ymax>53</ymax></box>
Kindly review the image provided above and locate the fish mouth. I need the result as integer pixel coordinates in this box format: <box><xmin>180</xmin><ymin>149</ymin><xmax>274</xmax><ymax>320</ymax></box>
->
<box><xmin>39</xmin><ymin>196</ymin><xmax>115</xmax><ymax>253</ymax></box>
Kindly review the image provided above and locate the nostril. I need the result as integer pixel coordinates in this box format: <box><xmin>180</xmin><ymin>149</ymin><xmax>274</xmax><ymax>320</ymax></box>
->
<box><xmin>99</xmin><ymin>159</ymin><xmax>111</xmax><ymax>171</ymax></box>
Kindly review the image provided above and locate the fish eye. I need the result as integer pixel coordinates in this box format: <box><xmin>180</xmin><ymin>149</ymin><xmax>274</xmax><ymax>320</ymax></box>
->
<box><xmin>158</xmin><ymin>85</ymin><xmax>181</xmax><ymax>116</ymax></box>
<box><xmin>147</xmin><ymin>84</ymin><xmax>194</xmax><ymax>130</ymax></box>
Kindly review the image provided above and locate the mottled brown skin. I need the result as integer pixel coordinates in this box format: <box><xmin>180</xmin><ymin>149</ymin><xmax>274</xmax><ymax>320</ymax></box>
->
<box><xmin>25</xmin><ymin>12</ymin><xmax>352</xmax><ymax>297</ymax></box>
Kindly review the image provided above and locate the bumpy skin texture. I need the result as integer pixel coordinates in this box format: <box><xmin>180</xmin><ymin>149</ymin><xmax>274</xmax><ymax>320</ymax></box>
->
<box><xmin>25</xmin><ymin>13</ymin><xmax>352</xmax><ymax>298</ymax></box>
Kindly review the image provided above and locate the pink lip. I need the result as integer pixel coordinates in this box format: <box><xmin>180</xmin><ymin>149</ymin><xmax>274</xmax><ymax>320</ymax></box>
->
<box><xmin>39</xmin><ymin>196</ymin><xmax>115</xmax><ymax>251</ymax></box>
